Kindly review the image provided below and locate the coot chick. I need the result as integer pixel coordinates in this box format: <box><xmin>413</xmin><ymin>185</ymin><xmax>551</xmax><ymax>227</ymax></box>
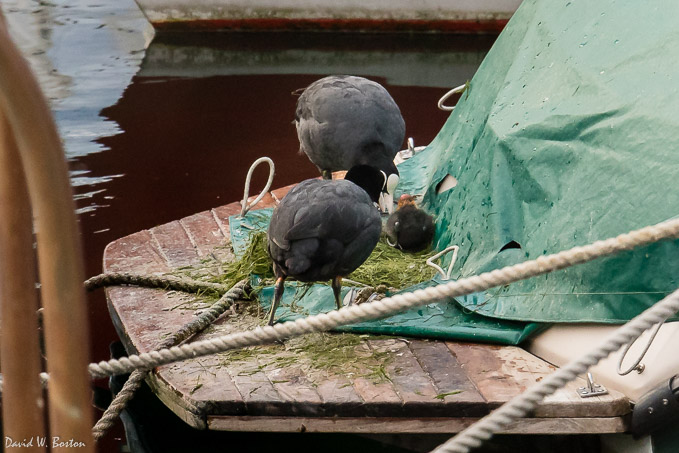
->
<box><xmin>266</xmin><ymin>165</ymin><xmax>384</xmax><ymax>325</ymax></box>
<box><xmin>385</xmin><ymin>194</ymin><xmax>435</xmax><ymax>253</ymax></box>
<box><xmin>294</xmin><ymin>75</ymin><xmax>405</xmax><ymax>212</ymax></box>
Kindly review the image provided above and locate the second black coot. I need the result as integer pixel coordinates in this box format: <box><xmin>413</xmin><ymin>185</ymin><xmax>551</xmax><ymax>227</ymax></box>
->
<box><xmin>294</xmin><ymin>75</ymin><xmax>405</xmax><ymax>212</ymax></box>
<box><xmin>266</xmin><ymin>165</ymin><xmax>384</xmax><ymax>325</ymax></box>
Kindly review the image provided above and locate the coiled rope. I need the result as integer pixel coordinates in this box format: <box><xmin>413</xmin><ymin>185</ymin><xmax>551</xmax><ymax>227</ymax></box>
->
<box><xmin>88</xmin><ymin>216</ymin><xmax>679</xmax><ymax>379</ymax></box>
<box><xmin>91</xmin><ymin>278</ymin><xmax>249</xmax><ymax>441</ymax></box>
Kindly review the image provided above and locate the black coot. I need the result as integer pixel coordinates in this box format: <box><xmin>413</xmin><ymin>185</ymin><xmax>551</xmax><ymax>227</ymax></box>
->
<box><xmin>385</xmin><ymin>194</ymin><xmax>435</xmax><ymax>253</ymax></box>
<box><xmin>266</xmin><ymin>165</ymin><xmax>384</xmax><ymax>325</ymax></box>
<box><xmin>294</xmin><ymin>75</ymin><xmax>405</xmax><ymax>212</ymax></box>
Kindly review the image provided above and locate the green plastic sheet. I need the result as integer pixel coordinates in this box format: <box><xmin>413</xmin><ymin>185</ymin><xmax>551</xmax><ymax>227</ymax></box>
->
<box><xmin>230</xmin><ymin>211</ymin><xmax>542</xmax><ymax>345</ymax></box>
<box><xmin>406</xmin><ymin>0</ymin><xmax>679</xmax><ymax>323</ymax></box>
<box><xmin>229</xmin><ymin>0</ymin><xmax>679</xmax><ymax>343</ymax></box>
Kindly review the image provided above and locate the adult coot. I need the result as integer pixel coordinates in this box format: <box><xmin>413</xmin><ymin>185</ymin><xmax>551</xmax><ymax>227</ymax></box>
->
<box><xmin>294</xmin><ymin>75</ymin><xmax>405</xmax><ymax>213</ymax></box>
<box><xmin>266</xmin><ymin>165</ymin><xmax>383</xmax><ymax>325</ymax></box>
<box><xmin>385</xmin><ymin>194</ymin><xmax>435</xmax><ymax>253</ymax></box>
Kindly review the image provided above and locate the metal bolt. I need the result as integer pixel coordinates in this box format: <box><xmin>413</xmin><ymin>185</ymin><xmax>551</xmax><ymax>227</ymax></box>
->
<box><xmin>635</xmin><ymin>363</ymin><xmax>645</xmax><ymax>374</ymax></box>
<box><xmin>663</xmin><ymin>398</ymin><xmax>669</xmax><ymax>406</ymax></box>
<box><xmin>648</xmin><ymin>407</ymin><xmax>654</xmax><ymax>414</ymax></box>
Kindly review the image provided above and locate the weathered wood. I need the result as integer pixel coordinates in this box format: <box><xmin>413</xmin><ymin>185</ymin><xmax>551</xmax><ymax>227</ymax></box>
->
<box><xmin>447</xmin><ymin>343</ymin><xmax>631</xmax><ymax>418</ymax></box>
<box><xmin>104</xmin><ymin>229</ymin><xmax>169</xmax><ymax>275</ymax></box>
<box><xmin>270</xmin><ymin>185</ymin><xmax>293</xmax><ymax>203</ymax></box>
<box><xmin>207</xmin><ymin>415</ymin><xmax>629</xmax><ymax>434</ymax></box>
<box><xmin>104</xmin><ymin>190</ymin><xmax>632</xmax><ymax>435</ymax></box>
<box><xmin>409</xmin><ymin>340</ymin><xmax>487</xmax><ymax>417</ymax></box>
<box><xmin>179</xmin><ymin>210</ymin><xmax>227</xmax><ymax>258</ymax></box>
<box><xmin>221</xmin><ymin>356</ymin><xmax>287</xmax><ymax>416</ymax></box>
<box><xmin>350</xmin><ymin>340</ymin><xmax>404</xmax><ymax>417</ymax></box>
<box><xmin>151</xmin><ymin>220</ymin><xmax>199</xmax><ymax>268</ymax></box>
<box><xmin>368</xmin><ymin>339</ymin><xmax>439</xmax><ymax>416</ymax></box>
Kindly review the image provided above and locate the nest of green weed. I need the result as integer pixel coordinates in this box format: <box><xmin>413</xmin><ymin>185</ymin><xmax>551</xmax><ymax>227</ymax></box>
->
<box><xmin>171</xmin><ymin>229</ymin><xmax>437</xmax><ymax>315</ymax></box>
<box><xmin>216</xmin><ymin>230</ymin><xmax>437</xmax><ymax>290</ymax></box>
<box><xmin>217</xmin><ymin>332</ymin><xmax>394</xmax><ymax>384</ymax></box>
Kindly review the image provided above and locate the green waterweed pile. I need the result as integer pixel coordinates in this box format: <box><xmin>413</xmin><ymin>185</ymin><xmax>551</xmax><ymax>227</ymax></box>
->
<box><xmin>215</xmin><ymin>332</ymin><xmax>396</xmax><ymax>385</ymax></box>
<box><xmin>171</xmin><ymin>230</ymin><xmax>439</xmax><ymax>382</ymax></box>
<box><xmin>213</xmin><ymin>230</ymin><xmax>438</xmax><ymax>290</ymax></box>
<box><xmin>175</xmin><ymin>230</ymin><xmax>438</xmax><ymax>297</ymax></box>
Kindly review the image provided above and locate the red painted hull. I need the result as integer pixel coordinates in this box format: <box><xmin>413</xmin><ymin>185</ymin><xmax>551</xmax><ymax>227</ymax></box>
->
<box><xmin>152</xmin><ymin>17</ymin><xmax>509</xmax><ymax>33</ymax></box>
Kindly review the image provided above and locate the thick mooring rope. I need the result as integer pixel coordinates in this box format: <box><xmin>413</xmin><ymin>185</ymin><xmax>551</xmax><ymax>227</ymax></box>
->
<box><xmin>88</xmin><ymin>216</ymin><xmax>679</xmax><ymax>379</ymax></box>
<box><xmin>431</xmin><ymin>287</ymin><xmax>679</xmax><ymax>453</ymax></box>
<box><xmin>91</xmin><ymin>279</ymin><xmax>249</xmax><ymax>441</ymax></box>
<box><xmin>85</xmin><ymin>272</ymin><xmax>229</xmax><ymax>295</ymax></box>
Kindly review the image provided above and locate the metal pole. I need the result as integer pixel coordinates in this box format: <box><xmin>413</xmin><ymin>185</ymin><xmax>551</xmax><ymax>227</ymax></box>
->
<box><xmin>0</xmin><ymin>107</ymin><xmax>47</xmax><ymax>451</ymax></box>
<box><xmin>0</xmin><ymin>11</ymin><xmax>93</xmax><ymax>451</ymax></box>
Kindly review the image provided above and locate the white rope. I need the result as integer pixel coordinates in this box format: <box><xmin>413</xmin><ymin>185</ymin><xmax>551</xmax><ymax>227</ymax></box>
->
<box><xmin>438</xmin><ymin>84</ymin><xmax>467</xmax><ymax>111</ymax></box>
<box><xmin>240</xmin><ymin>157</ymin><xmax>275</xmax><ymax>217</ymax></box>
<box><xmin>0</xmin><ymin>372</ymin><xmax>49</xmax><ymax>392</ymax></box>
<box><xmin>88</xmin><ymin>216</ymin><xmax>679</xmax><ymax>379</ymax></box>
<box><xmin>430</xmin><ymin>287</ymin><xmax>679</xmax><ymax>453</ymax></box>
<box><xmin>426</xmin><ymin>245</ymin><xmax>459</xmax><ymax>280</ymax></box>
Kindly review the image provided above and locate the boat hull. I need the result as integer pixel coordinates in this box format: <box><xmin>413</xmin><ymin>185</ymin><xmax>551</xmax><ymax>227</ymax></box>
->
<box><xmin>133</xmin><ymin>0</ymin><xmax>521</xmax><ymax>32</ymax></box>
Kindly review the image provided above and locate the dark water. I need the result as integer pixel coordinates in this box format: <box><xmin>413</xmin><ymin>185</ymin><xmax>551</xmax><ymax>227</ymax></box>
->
<box><xmin>66</xmin><ymin>31</ymin><xmax>495</xmax><ymax>451</ymax></box>
<box><xmin>74</xmin><ymin>31</ymin><xmax>493</xmax><ymax>359</ymax></box>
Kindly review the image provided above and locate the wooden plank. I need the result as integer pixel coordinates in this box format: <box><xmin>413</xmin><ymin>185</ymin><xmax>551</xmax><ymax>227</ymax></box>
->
<box><xmin>145</xmin><ymin>373</ymin><xmax>206</xmax><ymax>429</ymax></box>
<box><xmin>448</xmin><ymin>343</ymin><xmax>631</xmax><ymax>418</ymax></box>
<box><xmin>270</xmin><ymin>185</ymin><xmax>293</xmax><ymax>203</ymax></box>
<box><xmin>105</xmin><ymin>230</ymin><xmax>200</xmax><ymax>353</ymax></box>
<box><xmin>368</xmin><ymin>339</ymin><xmax>440</xmax><ymax>416</ymax></box>
<box><xmin>259</xmin><ymin>348</ymin><xmax>324</xmax><ymax>416</ymax></box>
<box><xmin>151</xmin><ymin>220</ymin><xmax>199</xmax><ymax>268</ymax></box>
<box><xmin>104</xmin><ymin>229</ymin><xmax>169</xmax><ymax>275</ymax></box>
<box><xmin>446</xmin><ymin>343</ymin><xmax>522</xmax><ymax>405</ymax></box>
<box><xmin>221</xmin><ymin>357</ymin><xmax>289</xmax><ymax>416</ymax></box>
<box><xmin>155</xmin><ymin>357</ymin><xmax>246</xmax><ymax>416</ymax></box>
<box><xmin>347</xmin><ymin>340</ymin><xmax>404</xmax><ymax>417</ymax></box>
<box><xmin>211</xmin><ymin>204</ymin><xmax>242</xmax><ymax>239</ymax></box>
<box><xmin>208</xmin><ymin>415</ymin><xmax>629</xmax><ymax>434</ymax></box>
<box><xmin>409</xmin><ymin>340</ymin><xmax>487</xmax><ymax>417</ymax></box>
<box><xmin>315</xmin><ymin>375</ymin><xmax>364</xmax><ymax>415</ymax></box>
<box><xmin>179</xmin><ymin>210</ymin><xmax>228</xmax><ymax>259</ymax></box>
<box><xmin>492</xmin><ymin>345</ymin><xmax>631</xmax><ymax>417</ymax></box>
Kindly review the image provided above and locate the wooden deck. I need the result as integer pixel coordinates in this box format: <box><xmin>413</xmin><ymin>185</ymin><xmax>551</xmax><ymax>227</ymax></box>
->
<box><xmin>103</xmin><ymin>184</ymin><xmax>631</xmax><ymax>434</ymax></box>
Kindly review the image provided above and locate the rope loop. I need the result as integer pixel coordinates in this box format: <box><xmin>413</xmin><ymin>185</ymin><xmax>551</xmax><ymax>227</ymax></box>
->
<box><xmin>617</xmin><ymin>317</ymin><xmax>668</xmax><ymax>375</ymax></box>
<box><xmin>437</xmin><ymin>84</ymin><xmax>467</xmax><ymax>111</ymax></box>
<box><xmin>426</xmin><ymin>245</ymin><xmax>460</xmax><ymax>280</ymax></box>
<box><xmin>241</xmin><ymin>157</ymin><xmax>275</xmax><ymax>217</ymax></box>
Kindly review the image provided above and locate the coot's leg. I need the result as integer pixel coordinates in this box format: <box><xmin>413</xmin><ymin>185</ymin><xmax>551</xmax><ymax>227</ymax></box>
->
<box><xmin>331</xmin><ymin>276</ymin><xmax>343</xmax><ymax>310</ymax></box>
<box><xmin>267</xmin><ymin>277</ymin><xmax>286</xmax><ymax>326</ymax></box>
<box><xmin>321</xmin><ymin>169</ymin><xmax>332</xmax><ymax>180</ymax></box>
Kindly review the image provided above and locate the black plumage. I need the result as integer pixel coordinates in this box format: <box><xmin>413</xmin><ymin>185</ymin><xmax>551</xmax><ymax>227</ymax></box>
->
<box><xmin>385</xmin><ymin>194</ymin><xmax>435</xmax><ymax>253</ymax></box>
<box><xmin>294</xmin><ymin>75</ymin><xmax>405</xmax><ymax>211</ymax></box>
<box><xmin>266</xmin><ymin>165</ymin><xmax>383</xmax><ymax>325</ymax></box>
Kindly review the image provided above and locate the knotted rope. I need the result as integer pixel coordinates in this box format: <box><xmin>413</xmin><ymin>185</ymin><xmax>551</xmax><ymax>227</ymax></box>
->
<box><xmin>90</xmin><ymin>278</ymin><xmax>248</xmax><ymax>441</ymax></box>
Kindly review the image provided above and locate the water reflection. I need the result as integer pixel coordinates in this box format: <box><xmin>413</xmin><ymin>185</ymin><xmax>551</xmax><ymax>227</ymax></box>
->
<box><xmin>141</xmin><ymin>32</ymin><xmax>493</xmax><ymax>87</ymax></box>
<box><xmin>74</xmin><ymin>32</ymin><xmax>494</xmax><ymax>259</ymax></box>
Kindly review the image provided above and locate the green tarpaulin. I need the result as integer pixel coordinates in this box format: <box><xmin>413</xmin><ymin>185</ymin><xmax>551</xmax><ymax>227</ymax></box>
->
<box><xmin>230</xmin><ymin>211</ymin><xmax>543</xmax><ymax>345</ymax></box>
<box><xmin>401</xmin><ymin>0</ymin><xmax>679</xmax><ymax>324</ymax></box>
<box><xmin>231</xmin><ymin>0</ymin><xmax>679</xmax><ymax>344</ymax></box>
